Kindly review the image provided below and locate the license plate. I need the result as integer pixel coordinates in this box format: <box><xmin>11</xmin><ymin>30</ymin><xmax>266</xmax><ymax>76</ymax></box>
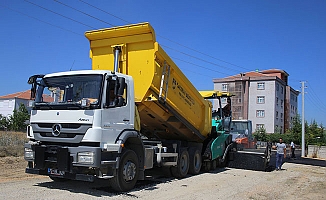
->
<box><xmin>48</xmin><ymin>168</ymin><xmax>65</xmax><ymax>176</ymax></box>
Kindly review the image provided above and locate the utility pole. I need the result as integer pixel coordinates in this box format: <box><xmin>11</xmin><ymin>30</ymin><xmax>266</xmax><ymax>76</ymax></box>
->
<box><xmin>301</xmin><ymin>81</ymin><xmax>306</xmax><ymax>157</ymax></box>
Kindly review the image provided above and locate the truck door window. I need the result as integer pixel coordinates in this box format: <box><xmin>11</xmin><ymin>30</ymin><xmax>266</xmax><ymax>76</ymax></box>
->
<box><xmin>106</xmin><ymin>77</ymin><xmax>127</xmax><ymax>108</ymax></box>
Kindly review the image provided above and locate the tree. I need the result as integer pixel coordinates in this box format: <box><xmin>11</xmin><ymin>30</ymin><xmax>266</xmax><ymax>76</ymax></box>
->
<box><xmin>290</xmin><ymin>114</ymin><xmax>301</xmax><ymax>144</ymax></box>
<box><xmin>253</xmin><ymin>126</ymin><xmax>267</xmax><ymax>141</ymax></box>
<box><xmin>9</xmin><ymin>103</ymin><xmax>30</xmax><ymax>131</ymax></box>
<box><xmin>0</xmin><ymin>114</ymin><xmax>10</xmax><ymax>130</ymax></box>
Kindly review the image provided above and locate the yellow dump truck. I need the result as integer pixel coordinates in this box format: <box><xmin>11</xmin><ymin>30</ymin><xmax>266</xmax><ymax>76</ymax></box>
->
<box><xmin>24</xmin><ymin>22</ymin><xmax>234</xmax><ymax>192</ymax></box>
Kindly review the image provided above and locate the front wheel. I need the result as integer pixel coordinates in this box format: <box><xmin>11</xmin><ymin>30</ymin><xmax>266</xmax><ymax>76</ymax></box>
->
<box><xmin>110</xmin><ymin>149</ymin><xmax>139</xmax><ymax>192</ymax></box>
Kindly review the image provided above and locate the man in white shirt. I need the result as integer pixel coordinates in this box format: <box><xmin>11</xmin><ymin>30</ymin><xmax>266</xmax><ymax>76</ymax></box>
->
<box><xmin>272</xmin><ymin>138</ymin><xmax>286</xmax><ymax>170</ymax></box>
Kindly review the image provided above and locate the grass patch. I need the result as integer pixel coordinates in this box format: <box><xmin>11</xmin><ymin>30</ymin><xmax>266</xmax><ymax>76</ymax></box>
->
<box><xmin>0</xmin><ymin>131</ymin><xmax>27</xmax><ymax>157</ymax></box>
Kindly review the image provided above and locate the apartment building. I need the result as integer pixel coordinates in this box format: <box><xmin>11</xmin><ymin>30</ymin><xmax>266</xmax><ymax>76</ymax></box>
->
<box><xmin>213</xmin><ymin>69</ymin><xmax>299</xmax><ymax>133</ymax></box>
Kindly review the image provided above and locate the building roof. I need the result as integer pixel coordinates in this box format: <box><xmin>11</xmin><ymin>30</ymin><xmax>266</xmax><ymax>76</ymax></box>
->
<box><xmin>0</xmin><ymin>90</ymin><xmax>53</xmax><ymax>102</ymax></box>
<box><xmin>213</xmin><ymin>68</ymin><xmax>289</xmax><ymax>85</ymax></box>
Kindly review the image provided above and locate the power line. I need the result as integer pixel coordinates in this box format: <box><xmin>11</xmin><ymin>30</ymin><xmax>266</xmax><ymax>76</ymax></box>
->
<box><xmin>171</xmin><ymin>56</ymin><xmax>232</xmax><ymax>76</ymax></box>
<box><xmin>9</xmin><ymin>0</ymin><xmax>247</xmax><ymax>77</ymax></box>
<box><xmin>158</xmin><ymin>35</ymin><xmax>251</xmax><ymax>72</ymax></box>
<box><xmin>162</xmin><ymin>45</ymin><xmax>239</xmax><ymax>73</ymax></box>
<box><xmin>50</xmin><ymin>0</ymin><xmax>243</xmax><ymax>75</ymax></box>
<box><xmin>75</xmin><ymin>1</ymin><xmax>250</xmax><ymax>74</ymax></box>
<box><xmin>306</xmin><ymin>82</ymin><xmax>326</xmax><ymax>110</ymax></box>
<box><xmin>0</xmin><ymin>4</ymin><xmax>83</xmax><ymax>36</ymax></box>
<box><xmin>53</xmin><ymin>0</ymin><xmax>116</xmax><ymax>27</ymax></box>
<box><xmin>306</xmin><ymin>95</ymin><xmax>326</xmax><ymax>116</ymax></box>
<box><xmin>1</xmin><ymin>2</ymin><xmax>225</xmax><ymax>79</ymax></box>
<box><xmin>24</xmin><ymin>0</ymin><xmax>96</xmax><ymax>29</ymax></box>
<box><xmin>78</xmin><ymin>0</ymin><xmax>131</xmax><ymax>24</ymax></box>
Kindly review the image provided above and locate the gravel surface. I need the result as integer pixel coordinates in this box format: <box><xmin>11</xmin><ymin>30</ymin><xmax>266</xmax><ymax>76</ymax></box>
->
<box><xmin>0</xmin><ymin>156</ymin><xmax>325</xmax><ymax>200</ymax></box>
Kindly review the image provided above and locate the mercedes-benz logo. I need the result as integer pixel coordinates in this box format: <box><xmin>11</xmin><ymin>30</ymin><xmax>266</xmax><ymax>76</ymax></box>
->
<box><xmin>52</xmin><ymin>124</ymin><xmax>62</xmax><ymax>137</ymax></box>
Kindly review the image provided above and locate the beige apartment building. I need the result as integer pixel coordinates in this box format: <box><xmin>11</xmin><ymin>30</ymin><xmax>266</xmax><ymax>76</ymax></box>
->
<box><xmin>213</xmin><ymin>69</ymin><xmax>300</xmax><ymax>133</ymax></box>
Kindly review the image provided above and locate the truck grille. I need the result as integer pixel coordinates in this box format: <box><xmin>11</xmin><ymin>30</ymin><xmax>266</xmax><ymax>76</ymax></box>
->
<box><xmin>31</xmin><ymin>123</ymin><xmax>92</xmax><ymax>143</ymax></box>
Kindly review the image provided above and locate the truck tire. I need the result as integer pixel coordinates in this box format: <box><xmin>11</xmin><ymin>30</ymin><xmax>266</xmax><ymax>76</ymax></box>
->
<box><xmin>110</xmin><ymin>149</ymin><xmax>139</xmax><ymax>192</ymax></box>
<box><xmin>202</xmin><ymin>161</ymin><xmax>211</xmax><ymax>172</ymax></box>
<box><xmin>171</xmin><ymin>149</ymin><xmax>189</xmax><ymax>178</ymax></box>
<box><xmin>188</xmin><ymin>149</ymin><xmax>202</xmax><ymax>175</ymax></box>
<box><xmin>211</xmin><ymin>159</ymin><xmax>217</xmax><ymax>170</ymax></box>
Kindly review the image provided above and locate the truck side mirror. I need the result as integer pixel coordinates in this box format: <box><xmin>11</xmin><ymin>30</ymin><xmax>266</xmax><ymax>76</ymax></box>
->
<box><xmin>117</xmin><ymin>77</ymin><xmax>125</xmax><ymax>96</ymax></box>
<box><xmin>27</xmin><ymin>74</ymin><xmax>44</xmax><ymax>99</ymax></box>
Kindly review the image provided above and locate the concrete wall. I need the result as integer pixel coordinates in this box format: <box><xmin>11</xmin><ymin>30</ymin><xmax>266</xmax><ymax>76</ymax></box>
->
<box><xmin>307</xmin><ymin>145</ymin><xmax>326</xmax><ymax>159</ymax></box>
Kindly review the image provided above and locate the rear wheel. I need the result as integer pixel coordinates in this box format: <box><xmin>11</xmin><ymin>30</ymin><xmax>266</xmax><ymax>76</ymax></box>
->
<box><xmin>110</xmin><ymin>149</ymin><xmax>139</xmax><ymax>192</ymax></box>
<box><xmin>211</xmin><ymin>159</ymin><xmax>217</xmax><ymax>170</ymax></box>
<box><xmin>171</xmin><ymin>149</ymin><xmax>189</xmax><ymax>178</ymax></box>
<box><xmin>189</xmin><ymin>149</ymin><xmax>202</xmax><ymax>175</ymax></box>
<box><xmin>202</xmin><ymin>161</ymin><xmax>211</xmax><ymax>172</ymax></box>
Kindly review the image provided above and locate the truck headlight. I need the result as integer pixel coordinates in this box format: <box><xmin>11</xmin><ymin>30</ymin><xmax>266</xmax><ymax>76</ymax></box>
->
<box><xmin>77</xmin><ymin>152</ymin><xmax>94</xmax><ymax>164</ymax></box>
<box><xmin>24</xmin><ymin>148</ymin><xmax>34</xmax><ymax>160</ymax></box>
<box><xmin>26</xmin><ymin>125</ymin><xmax>34</xmax><ymax>139</ymax></box>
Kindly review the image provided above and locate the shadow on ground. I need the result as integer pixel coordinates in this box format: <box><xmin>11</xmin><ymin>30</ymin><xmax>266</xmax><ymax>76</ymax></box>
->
<box><xmin>270</xmin><ymin>150</ymin><xmax>326</xmax><ymax>169</ymax></box>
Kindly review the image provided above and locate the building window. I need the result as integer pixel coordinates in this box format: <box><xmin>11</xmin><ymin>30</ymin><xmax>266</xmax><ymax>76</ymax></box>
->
<box><xmin>257</xmin><ymin>96</ymin><xmax>265</xmax><ymax>104</ymax></box>
<box><xmin>256</xmin><ymin>124</ymin><xmax>265</xmax><ymax>130</ymax></box>
<box><xmin>257</xmin><ymin>82</ymin><xmax>265</xmax><ymax>90</ymax></box>
<box><xmin>256</xmin><ymin>110</ymin><xmax>265</xmax><ymax>118</ymax></box>
<box><xmin>222</xmin><ymin>84</ymin><xmax>228</xmax><ymax>91</ymax></box>
<box><xmin>9</xmin><ymin>100</ymin><xmax>14</xmax><ymax>108</ymax></box>
<box><xmin>276</xmin><ymin>111</ymin><xmax>278</xmax><ymax>120</ymax></box>
<box><xmin>3</xmin><ymin>100</ymin><xmax>9</xmax><ymax>107</ymax></box>
<box><xmin>281</xmin><ymin>100</ymin><xmax>283</xmax><ymax>108</ymax></box>
<box><xmin>276</xmin><ymin>83</ymin><xmax>279</xmax><ymax>91</ymax></box>
<box><xmin>281</xmin><ymin>86</ymin><xmax>283</xmax><ymax>94</ymax></box>
<box><xmin>276</xmin><ymin>97</ymin><xmax>279</xmax><ymax>106</ymax></box>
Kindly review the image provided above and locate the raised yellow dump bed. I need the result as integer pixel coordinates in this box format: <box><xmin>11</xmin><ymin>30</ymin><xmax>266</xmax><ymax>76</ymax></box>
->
<box><xmin>85</xmin><ymin>22</ymin><xmax>212</xmax><ymax>142</ymax></box>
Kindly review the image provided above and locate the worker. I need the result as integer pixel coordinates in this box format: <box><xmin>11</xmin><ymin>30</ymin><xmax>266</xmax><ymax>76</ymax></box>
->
<box><xmin>109</xmin><ymin>89</ymin><xmax>116</xmax><ymax>106</ymax></box>
<box><xmin>272</xmin><ymin>138</ymin><xmax>286</xmax><ymax>171</ymax></box>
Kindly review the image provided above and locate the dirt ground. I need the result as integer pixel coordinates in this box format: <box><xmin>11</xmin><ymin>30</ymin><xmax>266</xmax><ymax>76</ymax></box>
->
<box><xmin>0</xmin><ymin>156</ymin><xmax>38</xmax><ymax>182</ymax></box>
<box><xmin>0</xmin><ymin>156</ymin><xmax>325</xmax><ymax>200</ymax></box>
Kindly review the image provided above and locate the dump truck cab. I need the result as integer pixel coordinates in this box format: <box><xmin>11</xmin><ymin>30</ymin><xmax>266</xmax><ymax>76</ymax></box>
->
<box><xmin>25</xmin><ymin>70</ymin><xmax>146</xmax><ymax>190</ymax></box>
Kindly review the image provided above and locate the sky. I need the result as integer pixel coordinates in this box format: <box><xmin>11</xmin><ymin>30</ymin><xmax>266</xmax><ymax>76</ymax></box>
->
<box><xmin>0</xmin><ymin>0</ymin><xmax>325</xmax><ymax>125</ymax></box>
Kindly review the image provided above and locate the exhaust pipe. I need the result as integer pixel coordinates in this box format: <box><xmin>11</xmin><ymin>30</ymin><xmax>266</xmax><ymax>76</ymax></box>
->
<box><xmin>113</xmin><ymin>46</ymin><xmax>121</xmax><ymax>73</ymax></box>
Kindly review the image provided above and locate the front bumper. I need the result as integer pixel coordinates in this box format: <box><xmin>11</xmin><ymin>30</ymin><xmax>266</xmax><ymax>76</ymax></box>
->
<box><xmin>24</xmin><ymin>143</ymin><xmax>120</xmax><ymax>181</ymax></box>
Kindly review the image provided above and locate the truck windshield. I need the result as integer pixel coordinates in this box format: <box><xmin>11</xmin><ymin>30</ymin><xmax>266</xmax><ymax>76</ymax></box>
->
<box><xmin>230</xmin><ymin>122</ymin><xmax>249</xmax><ymax>135</ymax></box>
<box><xmin>34</xmin><ymin>74</ymin><xmax>103</xmax><ymax>109</ymax></box>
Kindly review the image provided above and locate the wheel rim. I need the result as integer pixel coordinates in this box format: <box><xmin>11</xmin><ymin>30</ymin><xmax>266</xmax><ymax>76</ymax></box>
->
<box><xmin>194</xmin><ymin>153</ymin><xmax>201</xmax><ymax>169</ymax></box>
<box><xmin>180</xmin><ymin>153</ymin><xmax>189</xmax><ymax>173</ymax></box>
<box><xmin>123</xmin><ymin>160</ymin><xmax>137</xmax><ymax>182</ymax></box>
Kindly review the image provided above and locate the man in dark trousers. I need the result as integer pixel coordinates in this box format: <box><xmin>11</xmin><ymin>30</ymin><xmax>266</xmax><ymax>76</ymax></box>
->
<box><xmin>272</xmin><ymin>138</ymin><xmax>286</xmax><ymax>170</ymax></box>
